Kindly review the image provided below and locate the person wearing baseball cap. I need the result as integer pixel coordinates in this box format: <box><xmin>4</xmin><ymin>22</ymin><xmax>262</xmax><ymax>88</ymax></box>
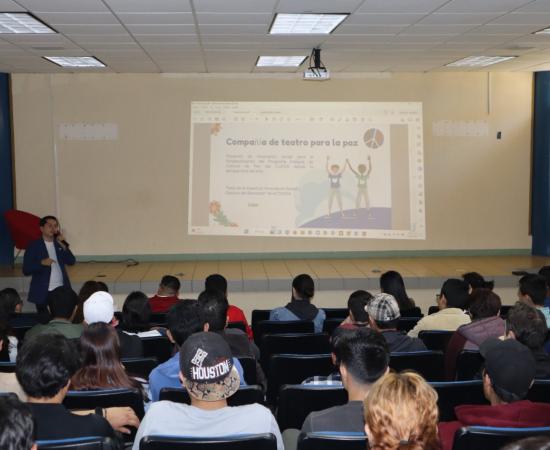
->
<box><xmin>83</xmin><ymin>291</ymin><xmax>143</xmax><ymax>358</ymax></box>
<box><xmin>367</xmin><ymin>293</ymin><xmax>427</xmax><ymax>352</ymax></box>
<box><xmin>439</xmin><ymin>338</ymin><xmax>550</xmax><ymax>450</ymax></box>
<box><xmin>133</xmin><ymin>332</ymin><xmax>283</xmax><ymax>450</ymax></box>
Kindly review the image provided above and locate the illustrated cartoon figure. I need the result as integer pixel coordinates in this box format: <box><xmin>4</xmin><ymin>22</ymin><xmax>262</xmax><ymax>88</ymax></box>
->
<box><xmin>326</xmin><ymin>156</ymin><xmax>346</xmax><ymax>217</ymax></box>
<box><xmin>347</xmin><ymin>156</ymin><xmax>372</xmax><ymax>214</ymax></box>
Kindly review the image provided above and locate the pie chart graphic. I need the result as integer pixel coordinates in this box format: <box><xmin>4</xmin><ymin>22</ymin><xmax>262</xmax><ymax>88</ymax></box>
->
<box><xmin>364</xmin><ymin>128</ymin><xmax>384</xmax><ymax>149</ymax></box>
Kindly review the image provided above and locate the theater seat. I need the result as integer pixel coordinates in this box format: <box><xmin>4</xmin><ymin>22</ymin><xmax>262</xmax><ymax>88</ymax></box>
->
<box><xmin>37</xmin><ymin>437</ymin><xmax>116</xmax><ymax>450</ymax></box>
<box><xmin>277</xmin><ymin>385</ymin><xmax>347</xmax><ymax>431</ymax></box>
<box><xmin>267</xmin><ymin>354</ymin><xmax>335</xmax><ymax>404</ymax></box>
<box><xmin>139</xmin><ymin>433</ymin><xmax>277</xmax><ymax>450</ymax></box>
<box><xmin>430</xmin><ymin>380</ymin><xmax>487</xmax><ymax>421</ymax></box>
<box><xmin>141</xmin><ymin>336</ymin><xmax>173</xmax><ymax>363</ymax></box>
<box><xmin>452</xmin><ymin>426</ymin><xmax>550</xmax><ymax>450</ymax></box>
<box><xmin>297</xmin><ymin>432</ymin><xmax>367</xmax><ymax>450</ymax></box>
<box><xmin>390</xmin><ymin>351</ymin><xmax>445</xmax><ymax>381</ymax></box>
<box><xmin>418</xmin><ymin>330</ymin><xmax>454</xmax><ymax>352</ymax></box>
<box><xmin>121</xmin><ymin>357</ymin><xmax>159</xmax><ymax>379</ymax></box>
<box><xmin>455</xmin><ymin>350</ymin><xmax>483</xmax><ymax>381</ymax></box>
<box><xmin>260</xmin><ymin>333</ymin><xmax>330</xmax><ymax>370</ymax></box>
<box><xmin>255</xmin><ymin>320</ymin><xmax>314</xmax><ymax>347</ymax></box>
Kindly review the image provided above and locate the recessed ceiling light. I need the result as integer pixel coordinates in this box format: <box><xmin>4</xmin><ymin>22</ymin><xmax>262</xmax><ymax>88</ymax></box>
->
<box><xmin>0</xmin><ymin>13</ymin><xmax>55</xmax><ymax>34</ymax></box>
<box><xmin>256</xmin><ymin>56</ymin><xmax>307</xmax><ymax>67</ymax></box>
<box><xmin>269</xmin><ymin>13</ymin><xmax>348</xmax><ymax>35</ymax></box>
<box><xmin>534</xmin><ymin>27</ymin><xmax>550</xmax><ymax>35</ymax></box>
<box><xmin>44</xmin><ymin>56</ymin><xmax>106</xmax><ymax>68</ymax></box>
<box><xmin>446</xmin><ymin>56</ymin><xmax>516</xmax><ymax>67</ymax></box>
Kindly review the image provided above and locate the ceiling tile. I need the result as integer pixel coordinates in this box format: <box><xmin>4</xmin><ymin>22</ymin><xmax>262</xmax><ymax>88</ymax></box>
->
<box><xmin>0</xmin><ymin>0</ymin><xmax>25</xmax><ymax>12</ymax></box>
<box><xmin>438</xmin><ymin>0</ymin><xmax>532</xmax><ymax>13</ymax></box>
<box><xmin>197</xmin><ymin>13</ymin><xmax>271</xmax><ymax>25</ymax></box>
<box><xmin>125</xmin><ymin>24</ymin><xmax>196</xmax><ymax>34</ymax></box>
<box><xmin>35</xmin><ymin>12</ymin><xmax>119</xmax><ymax>24</ymax></box>
<box><xmin>198</xmin><ymin>24</ymin><xmax>267</xmax><ymax>34</ymax></box>
<box><xmin>103</xmin><ymin>0</ymin><xmax>191</xmax><ymax>13</ymax></box>
<box><xmin>490</xmin><ymin>13</ymin><xmax>550</xmax><ymax>25</ymax></box>
<box><xmin>356</xmin><ymin>0</ymin><xmax>450</xmax><ymax>14</ymax></box>
<box><xmin>17</xmin><ymin>0</ymin><xmax>109</xmax><ymax>13</ymax></box>
<box><xmin>117</xmin><ymin>13</ymin><xmax>194</xmax><ymax>25</ymax></box>
<box><xmin>193</xmin><ymin>0</ymin><xmax>277</xmax><ymax>13</ymax></box>
<box><xmin>54</xmin><ymin>24</ymin><xmax>127</xmax><ymax>34</ymax></box>
<box><xmin>517</xmin><ymin>0</ymin><xmax>550</xmax><ymax>12</ymax></box>
<box><xmin>334</xmin><ymin>24</ymin><xmax>405</xmax><ymax>35</ymax></box>
<box><xmin>275</xmin><ymin>0</ymin><xmax>363</xmax><ymax>13</ymax></box>
<box><xmin>417</xmin><ymin>13</ymin><xmax>501</xmax><ymax>25</ymax></box>
<box><xmin>345</xmin><ymin>13</ymin><xmax>425</xmax><ymax>25</ymax></box>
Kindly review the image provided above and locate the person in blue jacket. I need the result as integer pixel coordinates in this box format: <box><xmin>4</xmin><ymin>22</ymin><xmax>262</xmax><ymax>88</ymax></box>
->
<box><xmin>23</xmin><ymin>215</ymin><xmax>75</xmax><ymax>318</ymax></box>
<box><xmin>269</xmin><ymin>274</ymin><xmax>326</xmax><ymax>333</ymax></box>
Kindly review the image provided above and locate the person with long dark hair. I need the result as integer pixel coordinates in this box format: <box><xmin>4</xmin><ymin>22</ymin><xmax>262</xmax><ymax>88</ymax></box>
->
<box><xmin>269</xmin><ymin>274</ymin><xmax>325</xmax><ymax>332</ymax></box>
<box><xmin>71</xmin><ymin>322</ymin><xmax>146</xmax><ymax>398</ymax></box>
<box><xmin>380</xmin><ymin>271</ymin><xmax>420</xmax><ymax>317</ymax></box>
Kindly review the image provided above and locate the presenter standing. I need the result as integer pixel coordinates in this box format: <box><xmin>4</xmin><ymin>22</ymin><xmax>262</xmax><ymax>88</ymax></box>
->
<box><xmin>23</xmin><ymin>215</ymin><xmax>76</xmax><ymax>318</ymax></box>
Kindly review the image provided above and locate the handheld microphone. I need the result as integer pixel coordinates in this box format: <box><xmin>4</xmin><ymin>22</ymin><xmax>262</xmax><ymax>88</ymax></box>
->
<box><xmin>55</xmin><ymin>233</ymin><xmax>69</xmax><ymax>248</ymax></box>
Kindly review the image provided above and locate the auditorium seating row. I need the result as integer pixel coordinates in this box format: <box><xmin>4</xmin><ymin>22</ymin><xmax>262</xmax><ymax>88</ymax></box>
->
<box><xmin>32</xmin><ymin>421</ymin><xmax>550</xmax><ymax>450</ymax></box>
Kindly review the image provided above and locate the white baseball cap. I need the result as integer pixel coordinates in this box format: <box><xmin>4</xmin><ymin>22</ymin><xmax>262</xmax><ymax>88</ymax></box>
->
<box><xmin>83</xmin><ymin>291</ymin><xmax>114</xmax><ymax>324</ymax></box>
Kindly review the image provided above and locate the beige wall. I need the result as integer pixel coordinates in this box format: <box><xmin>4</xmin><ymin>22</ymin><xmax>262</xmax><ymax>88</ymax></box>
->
<box><xmin>11</xmin><ymin>72</ymin><xmax>533</xmax><ymax>256</ymax></box>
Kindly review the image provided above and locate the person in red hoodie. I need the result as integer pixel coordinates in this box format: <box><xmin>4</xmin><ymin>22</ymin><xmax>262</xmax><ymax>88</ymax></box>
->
<box><xmin>148</xmin><ymin>275</ymin><xmax>181</xmax><ymax>313</ymax></box>
<box><xmin>439</xmin><ymin>338</ymin><xmax>550</xmax><ymax>450</ymax></box>
<box><xmin>205</xmin><ymin>274</ymin><xmax>253</xmax><ymax>340</ymax></box>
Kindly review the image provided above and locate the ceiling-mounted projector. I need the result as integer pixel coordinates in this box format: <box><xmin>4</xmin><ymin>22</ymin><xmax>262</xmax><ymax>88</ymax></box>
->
<box><xmin>303</xmin><ymin>48</ymin><xmax>330</xmax><ymax>81</ymax></box>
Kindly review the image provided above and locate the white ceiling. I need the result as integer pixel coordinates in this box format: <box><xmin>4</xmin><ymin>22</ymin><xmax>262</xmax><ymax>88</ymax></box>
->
<box><xmin>1</xmin><ymin>0</ymin><xmax>550</xmax><ymax>73</ymax></box>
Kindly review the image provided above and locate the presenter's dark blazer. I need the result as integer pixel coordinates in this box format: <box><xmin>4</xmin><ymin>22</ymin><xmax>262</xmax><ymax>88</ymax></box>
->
<box><xmin>22</xmin><ymin>238</ymin><xmax>76</xmax><ymax>305</ymax></box>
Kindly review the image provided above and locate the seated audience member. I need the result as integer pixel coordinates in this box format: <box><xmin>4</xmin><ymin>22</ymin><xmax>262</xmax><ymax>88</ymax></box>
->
<box><xmin>73</xmin><ymin>280</ymin><xmax>109</xmax><ymax>324</ymax></box>
<box><xmin>0</xmin><ymin>395</ymin><xmax>36</xmax><ymax>450</ymax></box>
<box><xmin>0</xmin><ymin>317</ymin><xmax>16</xmax><ymax>363</ymax></box>
<box><xmin>380</xmin><ymin>270</ymin><xmax>420</xmax><ymax>317</ymax></box>
<box><xmin>148</xmin><ymin>275</ymin><xmax>181</xmax><ymax>313</ymax></box>
<box><xmin>0</xmin><ymin>288</ymin><xmax>37</xmax><ymax>329</ymax></box>
<box><xmin>149</xmin><ymin>301</ymin><xmax>203</xmax><ymax>402</ymax></box>
<box><xmin>408</xmin><ymin>278</ymin><xmax>470</xmax><ymax>337</ymax></box>
<box><xmin>25</xmin><ymin>286</ymin><xmax>82</xmax><ymax>341</ymax></box>
<box><xmin>0</xmin><ymin>287</ymin><xmax>23</xmax><ymax>318</ymax></box>
<box><xmin>518</xmin><ymin>273</ymin><xmax>550</xmax><ymax>327</ymax></box>
<box><xmin>540</xmin><ymin>266</ymin><xmax>550</xmax><ymax>308</ymax></box>
<box><xmin>198</xmin><ymin>289</ymin><xmax>264</xmax><ymax>388</ymax></box>
<box><xmin>445</xmin><ymin>288</ymin><xmax>505</xmax><ymax>380</ymax></box>
<box><xmin>119</xmin><ymin>291</ymin><xmax>160</xmax><ymax>337</ymax></box>
<box><xmin>367</xmin><ymin>293</ymin><xmax>427</xmax><ymax>352</ymax></box>
<box><xmin>501</xmin><ymin>436</ymin><xmax>550</xmax><ymax>450</ymax></box>
<box><xmin>439</xmin><ymin>338</ymin><xmax>550</xmax><ymax>450</ymax></box>
<box><xmin>339</xmin><ymin>290</ymin><xmax>372</xmax><ymax>329</ymax></box>
<box><xmin>15</xmin><ymin>334</ymin><xmax>116</xmax><ymax>441</ymax></box>
<box><xmin>148</xmin><ymin>301</ymin><xmax>245</xmax><ymax>401</ymax></box>
<box><xmin>364</xmin><ymin>371</ymin><xmax>439</xmax><ymax>450</ymax></box>
<box><xmin>505</xmin><ymin>302</ymin><xmax>550</xmax><ymax>379</ymax></box>
<box><xmin>270</xmin><ymin>274</ymin><xmax>326</xmax><ymax>333</ymax></box>
<box><xmin>462</xmin><ymin>271</ymin><xmax>495</xmax><ymax>292</ymax></box>
<box><xmin>133</xmin><ymin>332</ymin><xmax>283</xmax><ymax>450</ymax></box>
<box><xmin>84</xmin><ymin>291</ymin><xmax>143</xmax><ymax>358</ymax></box>
<box><xmin>303</xmin><ymin>328</ymin><xmax>389</xmax><ymax>433</ymax></box>
<box><xmin>71</xmin><ymin>322</ymin><xmax>146</xmax><ymax>399</ymax></box>
<box><xmin>0</xmin><ymin>321</ymin><xmax>24</xmax><ymax>398</ymax></box>
<box><xmin>205</xmin><ymin>274</ymin><xmax>252</xmax><ymax>339</ymax></box>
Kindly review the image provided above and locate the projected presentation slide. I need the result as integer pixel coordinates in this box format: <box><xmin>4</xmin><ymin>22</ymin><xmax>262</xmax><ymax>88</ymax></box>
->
<box><xmin>188</xmin><ymin>102</ymin><xmax>425</xmax><ymax>240</ymax></box>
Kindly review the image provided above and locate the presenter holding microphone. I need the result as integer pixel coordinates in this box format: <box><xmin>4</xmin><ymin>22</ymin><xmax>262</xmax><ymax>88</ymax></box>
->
<box><xmin>23</xmin><ymin>215</ymin><xmax>76</xmax><ymax>318</ymax></box>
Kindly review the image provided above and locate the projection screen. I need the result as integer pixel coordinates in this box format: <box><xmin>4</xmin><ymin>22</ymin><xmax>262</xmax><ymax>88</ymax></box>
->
<box><xmin>188</xmin><ymin>102</ymin><xmax>425</xmax><ymax>240</ymax></box>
